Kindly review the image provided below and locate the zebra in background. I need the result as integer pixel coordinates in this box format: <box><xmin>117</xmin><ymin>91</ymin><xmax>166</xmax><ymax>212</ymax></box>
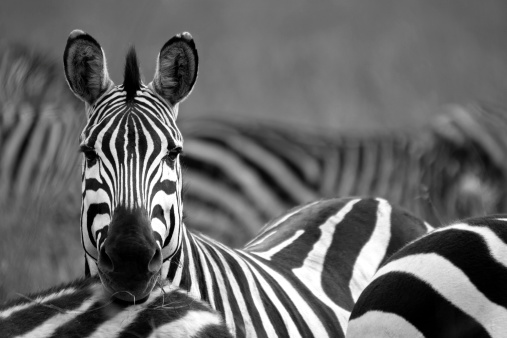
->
<box><xmin>63</xmin><ymin>29</ymin><xmax>430</xmax><ymax>337</ymax></box>
<box><xmin>0</xmin><ymin>40</ymin><xmax>83</xmax><ymax>210</ymax></box>
<box><xmin>1</xmin><ymin>38</ymin><xmax>506</xmax><ymax>247</ymax></box>
<box><xmin>180</xmin><ymin>106</ymin><xmax>507</xmax><ymax>245</ymax></box>
<box><xmin>0</xmin><ymin>42</ymin><xmax>85</xmax><ymax>302</ymax></box>
<box><xmin>346</xmin><ymin>216</ymin><xmax>507</xmax><ymax>338</ymax></box>
<box><xmin>0</xmin><ymin>277</ymin><xmax>232</xmax><ymax>338</ymax></box>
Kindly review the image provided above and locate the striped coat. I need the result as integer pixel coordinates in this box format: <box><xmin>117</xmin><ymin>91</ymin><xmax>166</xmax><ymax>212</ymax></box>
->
<box><xmin>0</xmin><ymin>277</ymin><xmax>231</xmax><ymax>338</ymax></box>
<box><xmin>347</xmin><ymin>216</ymin><xmax>507</xmax><ymax>338</ymax></box>
<box><xmin>180</xmin><ymin>111</ymin><xmax>507</xmax><ymax>245</ymax></box>
<box><xmin>168</xmin><ymin>197</ymin><xmax>432</xmax><ymax>337</ymax></box>
<box><xmin>61</xmin><ymin>30</ymin><xmax>432</xmax><ymax>337</ymax></box>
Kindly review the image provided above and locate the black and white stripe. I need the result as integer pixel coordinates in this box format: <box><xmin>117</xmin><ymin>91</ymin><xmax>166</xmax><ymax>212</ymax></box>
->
<box><xmin>1</xmin><ymin>39</ymin><xmax>505</xmax><ymax>249</ymax></box>
<box><xmin>62</xmin><ymin>30</ymin><xmax>438</xmax><ymax>337</ymax></box>
<box><xmin>347</xmin><ymin>216</ymin><xmax>507</xmax><ymax>338</ymax></box>
<box><xmin>0</xmin><ymin>277</ymin><xmax>231</xmax><ymax>338</ymax></box>
<box><xmin>0</xmin><ymin>41</ymin><xmax>83</xmax><ymax>209</ymax></box>
<box><xmin>169</xmin><ymin>197</ymin><xmax>431</xmax><ymax>337</ymax></box>
<box><xmin>180</xmin><ymin>112</ymin><xmax>507</xmax><ymax>245</ymax></box>
<box><xmin>63</xmin><ymin>30</ymin><xmax>432</xmax><ymax>337</ymax></box>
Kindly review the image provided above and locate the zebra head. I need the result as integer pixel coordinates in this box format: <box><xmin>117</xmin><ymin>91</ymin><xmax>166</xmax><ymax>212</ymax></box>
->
<box><xmin>63</xmin><ymin>30</ymin><xmax>198</xmax><ymax>302</ymax></box>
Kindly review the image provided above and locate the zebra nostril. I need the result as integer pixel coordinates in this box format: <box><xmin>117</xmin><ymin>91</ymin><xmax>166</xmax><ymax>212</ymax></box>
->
<box><xmin>98</xmin><ymin>246</ymin><xmax>114</xmax><ymax>273</ymax></box>
<box><xmin>148</xmin><ymin>247</ymin><xmax>162</xmax><ymax>273</ymax></box>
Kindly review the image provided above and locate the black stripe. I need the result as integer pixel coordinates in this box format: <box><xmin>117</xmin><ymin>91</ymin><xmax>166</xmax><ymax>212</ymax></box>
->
<box><xmin>351</xmin><ymin>272</ymin><xmax>491</xmax><ymax>338</ymax></box>
<box><xmin>196</xmin><ymin>241</ymin><xmax>226</xmax><ymax>317</ymax></box>
<box><xmin>49</xmin><ymin>300</ymin><xmax>113</xmax><ymax>337</ymax></box>
<box><xmin>322</xmin><ymin>198</ymin><xmax>379</xmax><ymax>310</ymax></box>
<box><xmin>1</xmin><ymin>287</ymin><xmax>92</xmax><ymax>337</ymax></box>
<box><xmin>390</xmin><ymin>227</ymin><xmax>507</xmax><ymax>308</ymax></box>
<box><xmin>219</xmin><ymin>250</ymin><xmax>268</xmax><ymax>338</ymax></box>
<box><xmin>192</xmin><ymin>244</ymin><xmax>244</xmax><ymax>335</ymax></box>
<box><xmin>382</xmin><ymin>206</ymin><xmax>427</xmax><ymax>266</ymax></box>
<box><xmin>243</xmin><ymin>255</ymin><xmax>313</xmax><ymax>338</ymax></box>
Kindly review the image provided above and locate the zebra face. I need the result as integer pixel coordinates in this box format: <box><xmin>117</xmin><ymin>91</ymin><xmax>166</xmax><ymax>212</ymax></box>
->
<box><xmin>64</xmin><ymin>30</ymin><xmax>198</xmax><ymax>302</ymax></box>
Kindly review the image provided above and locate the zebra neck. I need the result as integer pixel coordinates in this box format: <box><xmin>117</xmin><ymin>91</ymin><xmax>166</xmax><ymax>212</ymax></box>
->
<box><xmin>164</xmin><ymin>226</ymin><xmax>243</xmax><ymax>306</ymax></box>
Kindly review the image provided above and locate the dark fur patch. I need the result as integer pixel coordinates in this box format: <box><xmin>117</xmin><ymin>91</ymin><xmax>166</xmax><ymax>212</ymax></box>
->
<box><xmin>123</xmin><ymin>46</ymin><xmax>141</xmax><ymax>101</ymax></box>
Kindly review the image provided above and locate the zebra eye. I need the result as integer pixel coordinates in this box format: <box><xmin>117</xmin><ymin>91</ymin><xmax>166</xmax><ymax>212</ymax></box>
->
<box><xmin>163</xmin><ymin>147</ymin><xmax>182</xmax><ymax>163</ymax></box>
<box><xmin>80</xmin><ymin>145</ymin><xmax>98</xmax><ymax>164</ymax></box>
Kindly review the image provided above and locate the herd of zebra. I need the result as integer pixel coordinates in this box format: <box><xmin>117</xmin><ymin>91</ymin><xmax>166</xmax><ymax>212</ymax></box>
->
<box><xmin>1</xmin><ymin>29</ymin><xmax>507</xmax><ymax>337</ymax></box>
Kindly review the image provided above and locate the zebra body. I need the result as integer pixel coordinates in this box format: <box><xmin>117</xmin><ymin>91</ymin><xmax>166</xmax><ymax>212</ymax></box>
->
<box><xmin>180</xmin><ymin>115</ymin><xmax>507</xmax><ymax>245</ymax></box>
<box><xmin>63</xmin><ymin>31</ymin><xmax>431</xmax><ymax>337</ymax></box>
<box><xmin>167</xmin><ymin>197</ymin><xmax>431</xmax><ymax>336</ymax></box>
<box><xmin>347</xmin><ymin>216</ymin><xmax>507</xmax><ymax>338</ymax></box>
<box><xmin>0</xmin><ymin>277</ymin><xmax>231</xmax><ymax>338</ymax></box>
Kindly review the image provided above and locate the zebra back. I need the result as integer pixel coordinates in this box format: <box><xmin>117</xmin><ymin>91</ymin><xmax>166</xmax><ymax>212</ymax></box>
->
<box><xmin>347</xmin><ymin>216</ymin><xmax>507</xmax><ymax>338</ymax></box>
<box><xmin>0</xmin><ymin>277</ymin><xmax>231</xmax><ymax>338</ymax></box>
<box><xmin>169</xmin><ymin>197</ymin><xmax>431</xmax><ymax>337</ymax></box>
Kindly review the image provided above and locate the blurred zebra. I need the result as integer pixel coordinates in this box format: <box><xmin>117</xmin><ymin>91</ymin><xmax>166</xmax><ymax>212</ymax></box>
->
<box><xmin>63</xmin><ymin>30</ymin><xmax>430</xmax><ymax>337</ymax></box>
<box><xmin>347</xmin><ymin>215</ymin><xmax>507</xmax><ymax>338</ymax></box>
<box><xmin>2</xmin><ymin>38</ymin><xmax>507</xmax><ymax>247</ymax></box>
<box><xmin>0</xmin><ymin>41</ymin><xmax>83</xmax><ymax>211</ymax></box>
<box><xmin>0</xmin><ymin>276</ymin><xmax>232</xmax><ymax>338</ymax></box>
<box><xmin>180</xmin><ymin>104</ymin><xmax>507</xmax><ymax>245</ymax></box>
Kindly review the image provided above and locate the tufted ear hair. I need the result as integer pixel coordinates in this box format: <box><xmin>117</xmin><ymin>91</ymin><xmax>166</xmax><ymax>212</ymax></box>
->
<box><xmin>63</xmin><ymin>30</ymin><xmax>113</xmax><ymax>106</ymax></box>
<box><xmin>151</xmin><ymin>32</ymin><xmax>198</xmax><ymax>110</ymax></box>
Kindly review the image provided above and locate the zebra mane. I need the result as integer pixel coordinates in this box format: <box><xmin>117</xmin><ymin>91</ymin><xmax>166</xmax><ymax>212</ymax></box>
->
<box><xmin>123</xmin><ymin>46</ymin><xmax>141</xmax><ymax>101</ymax></box>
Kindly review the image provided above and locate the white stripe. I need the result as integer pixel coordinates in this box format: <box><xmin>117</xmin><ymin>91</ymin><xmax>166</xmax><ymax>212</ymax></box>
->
<box><xmin>0</xmin><ymin>288</ymin><xmax>77</xmax><ymax>319</ymax></box>
<box><xmin>246</xmin><ymin>252</ymin><xmax>331</xmax><ymax>337</ymax></box>
<box><xmin>194</xmin><ymin>242</ymin><xmax>215</xmax><ymax>309</ymax></box>
<box><xmin>221</xmin><ymin>249</ymin><xmax>278</xmax><ymax>337</ymax></box>
<box><xmin>292</xmin><ymin>198</ymin><xmax>361</xmax><ymax>332</ymax></box>
<box><xmin>239</xmin><ymin>252</ymin><xmax>300</xmax><ymax>337</ymax></box>
<box><xmin>375</xmin><ymin>253</ymin><xmax>507</xmax><ymax>337</ymax></box>
<box><xmin>184</xmin><ymin>234</ymin><xmax>201</xmax><ymax>299</ymax></box>
<box><xmin>346</xmin><ymin>310</ymin><xmax>424</xmax><ymax>338</ymax></box>
<box><xmin>245</xmin><ymin>230</ymin><xmax>275</xmax><ymax>249</ymax></box>
<box><xmin>148</xmin><ymin>310</ymin><xmax>225</xmax><ymax>338</ymax></box>
<box><xmin>424</xmin><ymin>221</ymin><xmax>434</xmax><ymax>232</ymax></box>
<box><xmin>193</xmin><ymin>243</ymin><xmax>236</xmax><ymax>335</ymax></box>
<box><xmin>245</xmin><ymin>200</ymin><xmax>320</xmax><ymax>251</ymax></box>
<box><xmin>431</xmin><ymin>222</ymin><xmax>507</xmax><ymax>268</ymax></box>
<box><xmin>260</xmin><ymin>200</ymin><xmax>320</xmax><ymax>234</ymax></box>
<box><xmin>251</xmin><ymin>230</ymin><xmax>304</xmax><ymax>261</ymax></box>
<box><xmin>349</xmin><ymin>198</ymin><xmax>391</xmax><ymax>301</ymax></box>
<box><xmin>88</xmin><ymin>287</ymin><xmax>161</xmax><ymax>338</ymax></box>
<box><xmin>17</xmin><ymin>285</ymin><xmax>102</xmax><ymax>338</ymax></box>
<box><xmin>213</xmin><ymin>249</ymin><xmax>256</xmax><ymax>338</ymax></box>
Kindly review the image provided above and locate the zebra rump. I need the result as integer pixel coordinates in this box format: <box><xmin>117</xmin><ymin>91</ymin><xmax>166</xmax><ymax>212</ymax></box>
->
<box><xmin>347</xmin><ymin>216</ymin><xmax>507</xmax><ymax>338</ymax></box>
<box><xmin>0</xmin><ymin>276</ymin><xmax>231</xmax><ymax>338</ymax></box>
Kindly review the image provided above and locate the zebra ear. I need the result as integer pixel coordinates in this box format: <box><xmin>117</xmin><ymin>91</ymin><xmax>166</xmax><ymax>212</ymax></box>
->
<box><xmin>63</xmin><ymin>30</ymin><xmax>113</xmax><ymax>106</ymax></box>
<box><xmin>151</xmin><ymin>32</ymin><xmax>198</xmax><ymax>108</ymax></box>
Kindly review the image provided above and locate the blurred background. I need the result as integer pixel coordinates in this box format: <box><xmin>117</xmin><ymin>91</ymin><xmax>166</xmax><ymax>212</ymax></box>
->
<box><xmin>2</xmin><ymin>0</ymin><xmax>507</xmax><ymax>130</ymax></box>
<box><xmin>2</xmin><ymin>0</ymin><xmax>507</xmax><ymax>301</ymax></box>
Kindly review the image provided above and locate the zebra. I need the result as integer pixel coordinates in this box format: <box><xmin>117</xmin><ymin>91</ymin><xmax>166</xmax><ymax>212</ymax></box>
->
<box><xmin>180</xmin><ymin>109</ymin><xmax>507</xmax><ymax>245</ymax></box>
<box><xmin>346</xmin><ymin>216</ymin><xmax>507</xmax><ymax>338</ymax></box>
<box><xmin>1</xmin><ymin>39</ymin><xmax>506</xmax><ymax>249</ymax></box>
<box><xmin>0</xmin><ymin>40</ymin><xmax>83</xmax><ymax>210</ymax></box>
<box><xmin>0</xmin><ymin>276</ymin><xmax>232</xmax><ymax>338</ymax></box>
<box><xmin>63</xmin><ymin>29</ymin><xmax>431</xmax><ymax>336</ymax></box>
